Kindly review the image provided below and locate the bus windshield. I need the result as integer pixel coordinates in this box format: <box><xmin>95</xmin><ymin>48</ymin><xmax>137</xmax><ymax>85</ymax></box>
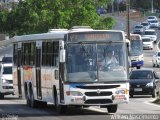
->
<box><xmin>130</xmin><ymin>40</ymin><xmax>143</xmax><ymax>56</ymax></box>
<box><xmin>66</xmin><ymin>43</ymin><xmax>128</xmax><ymax>83</ymax></box>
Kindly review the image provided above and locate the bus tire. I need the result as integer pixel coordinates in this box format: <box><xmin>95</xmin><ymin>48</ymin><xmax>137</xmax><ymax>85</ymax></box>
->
<box><xmin>53</xmin><ymin>88</ymin><xmax>67</xmax><ymax>114</ymax></box>
<box><xmin>57</xmin><ymin>105</ymin><xmax>67</xmax><ymax>114</ymax></box>
<box><xmin>107</xmin><ymin>104</ymin><xmax>118</xmax><ymax>113</ymax></box>
<box><xmin>29</xmin><ymin>84</ymin><xmax>37</xmax><ymax>108</ymax></box>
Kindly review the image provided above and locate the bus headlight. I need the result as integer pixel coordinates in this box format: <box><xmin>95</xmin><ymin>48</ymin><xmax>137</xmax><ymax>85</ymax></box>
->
<box><xmin>66</xmin><ymin>91</ymin><xmax>83</xmax><ymax>96</ymax></box>
<box><xmin>115</xmin><ymin>90</ymin><xmax>125</xmax><ymax>94</ymax></box>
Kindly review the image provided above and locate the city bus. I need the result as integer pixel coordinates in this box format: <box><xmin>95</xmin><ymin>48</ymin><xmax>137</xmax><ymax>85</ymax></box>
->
<box><xmin>125</xmin><ymin>34</ymin><xmax>143</xmax><ymax>69</ymax></box>
<box><xmin>129</xmin><ymin>34</ymin><xmax>143</xmax><ymax>69</ymax></box>
<box><xmin>12</xmin><ymin>27</ymin><xmax>129</xmax><ymax>114</ymax></box>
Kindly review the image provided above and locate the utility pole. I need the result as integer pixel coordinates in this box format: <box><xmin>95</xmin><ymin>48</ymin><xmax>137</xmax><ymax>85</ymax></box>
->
<box><xmin>126</xmin><ymin>0</ymin><xmax>130</xmax><ymax>40</ymax></box>
<box><xmin>151</xmin><ymin>0</ymin><xmax>154</xmax><ymax>13</ymax></box>
<box><xmin>117</xmin><ymin>0</ymin><xmax>119</xmax><ymax>16</ymax></box>
<box><xmin>112</xmin><ymin>0</ymin><xmax>114</xmax><ymax>16</ymax></box>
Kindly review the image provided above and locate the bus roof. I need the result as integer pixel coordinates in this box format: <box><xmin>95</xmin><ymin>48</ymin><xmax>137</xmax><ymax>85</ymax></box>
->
<box><xmin>11</xmin><ymin>30</ymin><xmax>126</xmax><ymax>43</ymax></box>
<box><xmin>12</xmin><ymin>31</ymin><xmax>68</xmax><ymax>42</ymax></box>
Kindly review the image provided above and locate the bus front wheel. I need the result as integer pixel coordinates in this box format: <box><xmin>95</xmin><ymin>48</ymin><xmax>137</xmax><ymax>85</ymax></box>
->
<box><xmin>57</xmin><ymin>105</ymin><xmax>67</xmax><ymax>114</ymax></box>
<box><xmin>107</xmin><ymin>104</ymin><xmax>118</xmax><ymax>113</ymax></box>
<box><xmin>54</xmin><ymin>94</ymin><xmax>67</xmax><ymax>114</ymax></box>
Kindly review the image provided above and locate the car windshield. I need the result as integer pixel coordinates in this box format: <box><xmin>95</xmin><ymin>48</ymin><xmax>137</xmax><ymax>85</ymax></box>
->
<box><xmin>133</xmin><ymin>32</ymin><xmax>143</xmax><ymax>35</ymax></box>
<box><xmin>144</xmin><ymin>31</ymin><xmax>156</xmax><ymax>35</ymax></box>
<box><xmin>3</xmin><ymin>66</ymin><xmax>12</xmax><ymax>74</ymax></box>
<box><xmin>66</xmin><ymin>43</ymin><xmax>128</xmax><ymax>82</ymax></box>
<box><xmin>130</xmin><ymin>71</ymin><xmax>153</xmax><ymax>79</ymax></box>
<box><xmin>142</xmin><ymin>39</ymin><xmax>151</xmax><ymax>42</ymax></box>
<box><xmin>150</xmin><ymin>21</ymin><xmax>158</xmax><ymax>23</ymax></box>
<box><xmin>141</xmin><ymin>23</ymin><xmax>148</xmax><ymax>26</ymax></box>
<box><xmin>148</xmin><ymin>17</ymin><xmax>155</xmax><ymax>19</ymax></box>
<box><xmin>135</xmin><ymin>26</ymin><xmax>143</xmax><ymax>28</ymax></box>
<box><xmin>2</xmin><ymin>57</ymin><xmax>12</xmax><ymax>63</ymax></box>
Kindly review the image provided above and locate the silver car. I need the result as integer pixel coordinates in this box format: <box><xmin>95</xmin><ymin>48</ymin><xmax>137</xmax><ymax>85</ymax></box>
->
<box><xmin>133</xmin><ymin>25</ymin><xmax>144</xmax><ymax>33</ymax></box>
<box><xmin>141</xmin><ymin>22</ymin><xmax>150</xmax><ymax>30</ymax></box>
<box><xmin>142</xmin><ymin>37</ymin><xmax>153</xmax><ymax>50</ymax></box>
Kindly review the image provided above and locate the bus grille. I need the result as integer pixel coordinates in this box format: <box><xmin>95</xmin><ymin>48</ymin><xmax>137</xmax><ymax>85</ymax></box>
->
<box><xmin>85</xmin><ymin>91</ymin><xmax>112</xmax><ymax>96</ymax></box>
<box><xmin>84</xmin><ymin>99</ymin><xmax>112</xmax><ymax>104</ymax></box>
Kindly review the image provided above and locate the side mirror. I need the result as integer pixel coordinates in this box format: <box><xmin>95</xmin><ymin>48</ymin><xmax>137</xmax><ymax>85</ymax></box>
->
<box><xmin>59</xmin><ymin>40</ymin><xmax>66</xmax><ymax>63</ymax></box>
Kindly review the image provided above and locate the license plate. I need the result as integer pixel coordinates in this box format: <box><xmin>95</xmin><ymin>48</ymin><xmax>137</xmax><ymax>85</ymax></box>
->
<box><xmin>134</xmin><ymin>88</ymin><xmax>142</xmax><ymax>91</ymax></box>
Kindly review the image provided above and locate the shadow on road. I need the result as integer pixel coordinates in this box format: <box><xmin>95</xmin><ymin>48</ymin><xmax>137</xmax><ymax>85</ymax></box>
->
<box><xmin>0</xmin><ymin>103</ymin><xmax>110</xmax><ymax>118</ymax></box>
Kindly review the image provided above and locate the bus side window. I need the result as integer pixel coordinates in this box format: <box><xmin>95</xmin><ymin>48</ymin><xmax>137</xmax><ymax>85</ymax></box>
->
<box><xmin>42</xmin><ymin>41</ymin><xmax>59</xmax><ymax>67</ymax></box>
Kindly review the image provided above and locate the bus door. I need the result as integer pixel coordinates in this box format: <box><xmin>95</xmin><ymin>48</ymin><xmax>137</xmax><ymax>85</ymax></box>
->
<box><xmin>59</xmin><ymin>40</ymin><xmax>65</xmax><ymax>103</ymax></box>
<box><xmin>35</xmin><ymin>41</ymin><xmax>42</xmax><ymax>99</ymax></box>
<box><xmin>17</xmin><ymin>43</ymin><xmax>22</xmax><ymax>98</ymax></box>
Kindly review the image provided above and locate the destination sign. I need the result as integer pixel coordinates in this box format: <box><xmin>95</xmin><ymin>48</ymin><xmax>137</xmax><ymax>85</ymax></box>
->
<box><xmin>68</xmin><ymin>31</ymin><xmax>123</xmax><ymax>42</ymax></box>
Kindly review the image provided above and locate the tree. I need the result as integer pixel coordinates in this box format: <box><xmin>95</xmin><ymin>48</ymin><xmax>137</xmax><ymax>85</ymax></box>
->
<box><xmin>0</xmin><ymin>0</ymin><xmax>114</xmax><ymax>36</ymax></box>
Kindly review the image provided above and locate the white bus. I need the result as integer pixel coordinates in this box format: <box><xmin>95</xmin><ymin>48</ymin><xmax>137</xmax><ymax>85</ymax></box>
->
<box><xmin>12</xmin><ymin>28</ymin><xmax>129</xmax><ymax>114</ymax></box>
<box><xmin>129</xmin><ymin>34</ymin><xmax>144</xmax><ymax>69</ymax></box>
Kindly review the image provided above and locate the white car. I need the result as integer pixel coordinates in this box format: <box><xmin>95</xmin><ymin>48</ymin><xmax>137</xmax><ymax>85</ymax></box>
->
<box><xmin>0</xmin><ymin>63</ymin><xmax>14</xmax><ymax>99</ymax></box>
<box><xmin>141</xmin><ymin>22</ymin><xmax>150</xmax><ymax>30</ymax></box>
<box><xmin>152</xmin><ymin>51</ymin><xmax>160</xmax><ymax>67</ymax></box>
<box><xmin>142</xmin><ymin>37</ymin><xmax>153</xmax><ymax>50</ymax></box>
<box><xmin>133</xmin><ymin>25</ymin><xmax>144</xmax><ymax>33</ymax></box>
<box><xmin>143</xmin><ymin>29</ymin><xmax>157</xmax><ymax>43</ymax></box>
<box><xmin>147</xmin><ymin>16</ymin><xmax>158</xmax><ymax>22</ymax></box>
<box><xmin>149</xmin><ymin>20</ymin><xmax>159</xmax><ymax>28</ymax></box>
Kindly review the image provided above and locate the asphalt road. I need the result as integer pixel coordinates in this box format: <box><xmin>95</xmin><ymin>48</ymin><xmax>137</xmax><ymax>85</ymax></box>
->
<box><xmin>0</xmin><ymin>19</ymin><xmax>160</xmax><ymax>120</ymax></box>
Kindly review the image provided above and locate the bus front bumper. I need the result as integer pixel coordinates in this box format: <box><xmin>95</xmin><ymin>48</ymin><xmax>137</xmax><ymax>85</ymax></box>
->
<box><xmin>64</xmin><ymin>95</ymin><xmax>129</xmax><ymax>106</ymax></box>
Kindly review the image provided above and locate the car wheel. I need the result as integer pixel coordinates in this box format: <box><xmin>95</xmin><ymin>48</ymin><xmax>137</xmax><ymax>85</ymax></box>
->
<box><xmin>130</xmin><ymin>94</ymin><xmax>133</xmax><ymax>98</ymax></box>
<box><xmin>152</xmin><ymin>89</ymin><xmax>157</xmax><ymax>98</ymax></box>
<box><xmin>156</xmin><ymin>61</ymin><xmax>159</xmax><ymax>67</ymax></box>
<box><xmin>153</xmin><ymin>62</ymin><xmax>155</xmax><ymax>67</ymax></box>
